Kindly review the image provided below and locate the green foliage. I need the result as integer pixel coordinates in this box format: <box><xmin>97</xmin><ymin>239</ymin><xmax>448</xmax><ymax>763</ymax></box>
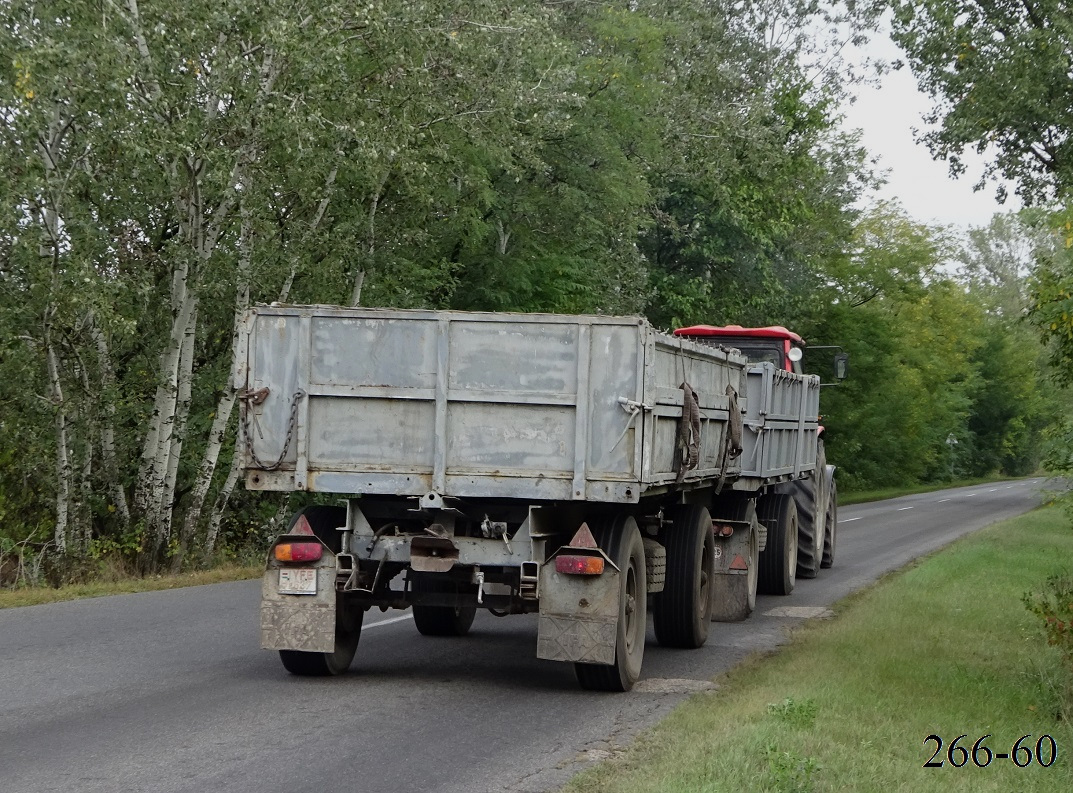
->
<box><xmin>891</xmin><ymin>0</ymin><xmax>1073</xmax><ymax>203</ymax></box>
<box><xmin>0</xmin><ymin>0</ymin><xmax>1060</xmax><ymax>569</ymax></box>
<box><xmin>1025</xmin><ymin>573</ymin><xmax>1073</xmax><ymax>672</ymax></box>
<box><xmin>1027</xmin><ymin>210</ymin><xmax>1073</xmax><ymax>385</ymax></box>
<box><xmin>766</xmin><ymin>698</ymin><xmax>819</xmax><ymax>729</ymax></box>
<box><xmin>763</xmin><ymin>745</ymin><xmax>821</xmax><ymax>793</ymax></box>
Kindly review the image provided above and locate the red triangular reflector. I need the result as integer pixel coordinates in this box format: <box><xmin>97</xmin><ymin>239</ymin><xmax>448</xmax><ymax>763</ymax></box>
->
<box><xmin>729</xmin><ymin>554</ymin><xmax>748</xmax><ymax>571</ymax></box>
<box><xmin>292</xmin><ymin>515</ymin><xmax>314</xmax><ymax>536</ymax></box>
<box><xmin>569</xmin><ymin>522</ymin><xmax>598</xmax><ymax>549</ymax></box>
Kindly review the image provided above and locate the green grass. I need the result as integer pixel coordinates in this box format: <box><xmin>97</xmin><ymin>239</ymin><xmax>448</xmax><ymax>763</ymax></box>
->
<box><xmin>565</xmin><ymin>506</ymin><xmax>1073</xmax><ymax>793</ymax></box>
<box><xmin>840</xmin><ymin>474</ymin><xmax>1038</xmax><ymax>505</ymax></box>
<box><xmin>0</xmin><ymin>564</ymin><xmax>262</xmax><ymax>609</ymax></box>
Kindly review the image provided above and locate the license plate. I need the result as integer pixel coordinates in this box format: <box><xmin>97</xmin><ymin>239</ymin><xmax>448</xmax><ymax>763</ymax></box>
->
<box><xmin>278</xmin><ymin>568</ymin><xmax>317</xmax><ymax>595</ymax></box>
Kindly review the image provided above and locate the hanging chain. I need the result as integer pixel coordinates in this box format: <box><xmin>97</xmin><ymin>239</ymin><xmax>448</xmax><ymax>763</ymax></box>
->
<box><xmin>239</xmin><ymin>388</ymin><xmax>306</xmax><ymax>472</ymax></box>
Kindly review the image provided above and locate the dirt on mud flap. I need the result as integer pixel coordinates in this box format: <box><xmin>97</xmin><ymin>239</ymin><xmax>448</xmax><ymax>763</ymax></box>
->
<box><xmin>260</xmin><ymin>543</ymin><xmax>338</xmax><ymax>653</ymax></box>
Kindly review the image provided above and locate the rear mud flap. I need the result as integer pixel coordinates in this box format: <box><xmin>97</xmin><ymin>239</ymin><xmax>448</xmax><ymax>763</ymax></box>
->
<box><xmin>536</xmin><ymin>564</ymin><xmax>620</xmax><ymax>665</ymax></box>
<box><xmin>710</xmin><ymin>519</ymin><xmax>756</xmax><ymax>622</ymax></box>
<box><xmin>260</xmin><ymin>568</ymin><xmax>337</xmax><ymax>653</ymax></box>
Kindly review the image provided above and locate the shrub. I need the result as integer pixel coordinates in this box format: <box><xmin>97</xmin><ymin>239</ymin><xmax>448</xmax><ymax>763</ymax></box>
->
<box><xmin>1024</xmin><ymin>573</ymin><xmax>1073</xmax><ymax>669</ymax></box>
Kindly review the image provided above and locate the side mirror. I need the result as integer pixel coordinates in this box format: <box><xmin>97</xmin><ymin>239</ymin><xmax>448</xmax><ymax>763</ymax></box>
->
<box><xmin>834</xmin><ymin>353</ymin><xmax>849</xmax><ymax>381</ymax></box>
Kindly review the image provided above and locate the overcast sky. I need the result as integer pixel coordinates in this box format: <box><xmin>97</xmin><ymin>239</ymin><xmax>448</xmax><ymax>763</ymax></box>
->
<box><xmin>840</xmin><ymin>30</ymin><xmax>1021</xmax><ymax>231</ymax></box>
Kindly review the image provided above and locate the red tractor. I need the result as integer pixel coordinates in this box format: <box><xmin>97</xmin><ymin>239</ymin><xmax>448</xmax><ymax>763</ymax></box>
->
<box><xmin>673</xmin><ymin>324</ymin><xmax>845</xmax><ymax>583</ymax></box>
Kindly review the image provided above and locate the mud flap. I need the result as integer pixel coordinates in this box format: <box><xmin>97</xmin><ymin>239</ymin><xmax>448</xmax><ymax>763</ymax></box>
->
<box><xmin>710</xmin><ymin>518</ymin><xmax>756</xmax><ymax>622</ymax></box>
<box><xmin>536</xmin><ymin>564</ymin><xmax>620</xmax><ymax>665</ymax></box>
<box><xmin>260</xmin><ymin>566</ymin><xmax>338</xmax><ymax>653</ymax></box>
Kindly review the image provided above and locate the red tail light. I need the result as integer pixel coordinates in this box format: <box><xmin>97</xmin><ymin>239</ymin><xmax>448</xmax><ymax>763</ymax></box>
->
<box><xmin>555</xmin><ymin>554</ymin><xmax>605</xmax><ymax>575</ymax></box>
<box><xmin>275</xmin><ymin>542</ymin><xmax>322</xmax><ymax>562</ymax></box>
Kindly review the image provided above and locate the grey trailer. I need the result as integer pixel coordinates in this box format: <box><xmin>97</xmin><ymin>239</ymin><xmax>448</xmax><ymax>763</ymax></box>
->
<box><xmin>239</xmin><ymin>306</ymin><xmax>823</xmax><ymax>690</ymax></box>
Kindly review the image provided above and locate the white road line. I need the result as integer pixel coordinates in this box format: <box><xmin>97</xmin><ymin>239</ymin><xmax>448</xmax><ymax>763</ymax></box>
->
<box><xmin>965</xmin><ymin>493</ymin><xmax>977</xmax><ymax>497</ymax></box>
<box><xmin>988</xmin><ymin>488</ymin><xmax>998</xmax><ymax>492</ymax></box>
<box><xmin>938</xmin><ymin>499</ymin><xmax>950</xmax><ymax>503</ymax></box>
<box><xmin>898</xmin><ymin>506</ymin><xmax>914</xmax><ymax>511</ymax></box>
<box><xmin>842</xmin><ymin>517</ymin><xmax>862</xmax><ymax>522</ymax></box>
<box><xmin>365</xmin><ymin>611</ymin><xmax>415</xmax><ymax>630</ymax></box>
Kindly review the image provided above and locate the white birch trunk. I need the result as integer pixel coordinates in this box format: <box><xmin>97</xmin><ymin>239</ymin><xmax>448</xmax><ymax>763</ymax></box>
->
<box><xmin>173</xmin><ymin>204</ymin><xmax>258</xmax><ymax>571</ymax></box>
<box><xmin>203</xmin><ymin>450</ymin><xmax>242</xmax><ymax>560</ymax></box>
<box><xmin>71</xmin><ymin>354</ymin><xmax>97</xmax><ymax>555</ymax></box>
<box><xmin>153</xmin><ymin>301</ymin><xmax>198</xmax><ymax>559</ymax></box>
<box><xmin>91</xmin><ymin>323</ymin><xmax>131</xmax><ymax>527</ymax></box>
<box><xmin>136</xmin><ymin>250</ymin><xmax>191</xmax><ymax>510</ymax></box>
<box><xmin>350</xmin><ymin>270</ymin><xmax>365</xmax><ymax>307</ymax></box>
<box><xmin>172</xmin><ymin>390</ymin><xmax>237</xmax><ymax>571</ymax></box>
<box><xmin>79</xmin><ymin>424</ymin><xmax>94</xmax><ymax>555</ymax></box>
<box><xmin>136</xmin><ymin>264</ymin><xmax>195</xmax><ymax>542</ymax></box>
<box><xmin>496</xmin><ymin>220</ymin><xmax>511</xmax><ymax>255</ymax></box>
<box><xmin>46</xmin><ymin>326</ymin><xmax>72</xmax><ymax>556</ymax></box>
<box><xmin>131</xmin><ymin>40</ymin><xmax>279</xmax><ymax>567</ymax></box>
<box><xmin>352</xmin><ymin>168</ymin><xmax>391</xmax><ymax>306</ymax></box>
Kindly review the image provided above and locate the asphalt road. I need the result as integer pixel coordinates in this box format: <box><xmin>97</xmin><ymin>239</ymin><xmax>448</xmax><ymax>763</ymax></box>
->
<box><xmin>0</xmin><ymin>479</ymin><xmax>1051</xmax><ymax>793</ymax></box>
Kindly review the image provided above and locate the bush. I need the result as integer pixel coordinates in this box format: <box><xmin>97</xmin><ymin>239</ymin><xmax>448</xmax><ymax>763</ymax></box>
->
<box><xmin>1024</xmin><ymin>573</ymin><xmax>1073</xmax><ymax>670</ymax></box>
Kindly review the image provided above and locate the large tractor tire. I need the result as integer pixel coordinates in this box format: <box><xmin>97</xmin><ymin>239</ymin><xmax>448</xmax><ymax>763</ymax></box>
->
<box><xmin>757</xmin><ymin>493</ymin><xmax>797</xmax><ymax>596</ymax></box>
<box><xmin>822</xmin><ymin>478</ymin><xmax>838</xmax><ymax>569</ymax></box>
<box><xmin>788</xmin><ymin>475</ymin><xmax>823</xmax><ymax>579</ymax></box>
<box><xmin>575</xmin><ymin>515</ymin><xmax>647</xmax><ymax>692</ymax></box>
<box><xmin>653</xmin><ymin>505</ymin><xmax>714</xmax><ymax>648</ymax></box>
<box><xmin>783</xmin><ymin>442</ymin><xmax>827</xmax><ymax>579</ymax></box>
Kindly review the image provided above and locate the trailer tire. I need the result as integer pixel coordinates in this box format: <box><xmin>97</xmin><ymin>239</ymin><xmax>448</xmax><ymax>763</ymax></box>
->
<box><xmin>821</xmin><ymin>478</ymin><xmax>837</xmax><ymax>569</ymax></box>
<box><xmin>757</xmin><ymin>493</ymin><xmax>797</xmax><ymax>596</ymax></box>
<box><xmin>653</xmin><ymin>505</ymin><xmax>714</xmax><ymax>648</ymax></box>
<box><xmin>411</xmin><ymin>575</ymin><xmax>477</xmax><ymax>637</ymax></box>
<box><xmin>575</xmin><ymin>515</ymin><xmax>647</xmax><ymax>692</ymax></box>
<box><xmin>279</xmin><ymin>598</ymin><xmax>363</xmax><ymax>676</ymax></box>
<box><xmin>277</xmin><ymin>506</ymin><xmax>361</xmax><ymax>676</ymax></box>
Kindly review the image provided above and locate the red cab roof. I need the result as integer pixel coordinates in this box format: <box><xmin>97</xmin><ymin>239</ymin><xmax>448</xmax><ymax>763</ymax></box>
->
<box><xmin>673</xmin><ymin>324</ymin><xmax>804</xmax><ymax>344</ymax></box>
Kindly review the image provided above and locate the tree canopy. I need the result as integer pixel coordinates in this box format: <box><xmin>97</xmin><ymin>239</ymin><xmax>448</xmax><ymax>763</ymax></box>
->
<box><xmin>0</xmin><ymin>0</ymin><xmax>1061</xmax><ymax>580</ymax></box>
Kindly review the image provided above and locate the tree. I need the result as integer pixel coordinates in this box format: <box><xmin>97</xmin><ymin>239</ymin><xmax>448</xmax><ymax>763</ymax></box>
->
<box><xmin>891</xmin><ymin>0</ymin><xmax>1073</xmax><ymax>204</ymax></box>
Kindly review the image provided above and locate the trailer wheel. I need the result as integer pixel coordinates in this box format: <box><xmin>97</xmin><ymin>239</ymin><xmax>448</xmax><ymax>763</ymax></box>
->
<box><xmin>278</xmin><ymin>505</ymin><xmax>361</xmax><ymax>676</ymax></box>
<box><xmin>821</xmin><ymin>478</ymin><xmax>837</xmax><ymax>569</ymax></box>
<box><xmin>575</xmin><ymin>515</ymin><xmax>647</xmax><ymax>692</ymax></box>
<box><xmin>757</xmin><ymin>493</ymin><xmax>797</xmax><ymax>596</ymax></box>
<box><xmin>653</xmin><ymin>505</ymin><xmax>713</xmax><ymax>648</ymax></box>
<box><xmin>411</xmin><ymin>575</ymin><xmax>477</xmax><ymax>637</ymax></box>
<box><xmin>279</xmin><ymin>598</ymin><xmax>362</xmax><ymax>676</ymax></box>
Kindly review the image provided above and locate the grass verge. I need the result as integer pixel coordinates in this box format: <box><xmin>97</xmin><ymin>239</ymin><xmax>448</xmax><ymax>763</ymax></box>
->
<box><xmin>565</xmin><ymin>505</ymin><xmax>1073</xmax><ymax>793</ymax></box>
<box><xmin>0</xmin><ymin>564</ymin><xmax>261</xmax><ymax>609</ymax></box>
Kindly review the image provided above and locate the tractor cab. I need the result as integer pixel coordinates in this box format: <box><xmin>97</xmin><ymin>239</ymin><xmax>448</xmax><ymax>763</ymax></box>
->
<box><xmin>673</xmin><ymin>325</ymin><xmax>806</xmax><ymax>373</ymax></box>
<box><xmin>674</xmin><ymin>324</ymin><xmax>848</xmax><ymax>381</ymax></box>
